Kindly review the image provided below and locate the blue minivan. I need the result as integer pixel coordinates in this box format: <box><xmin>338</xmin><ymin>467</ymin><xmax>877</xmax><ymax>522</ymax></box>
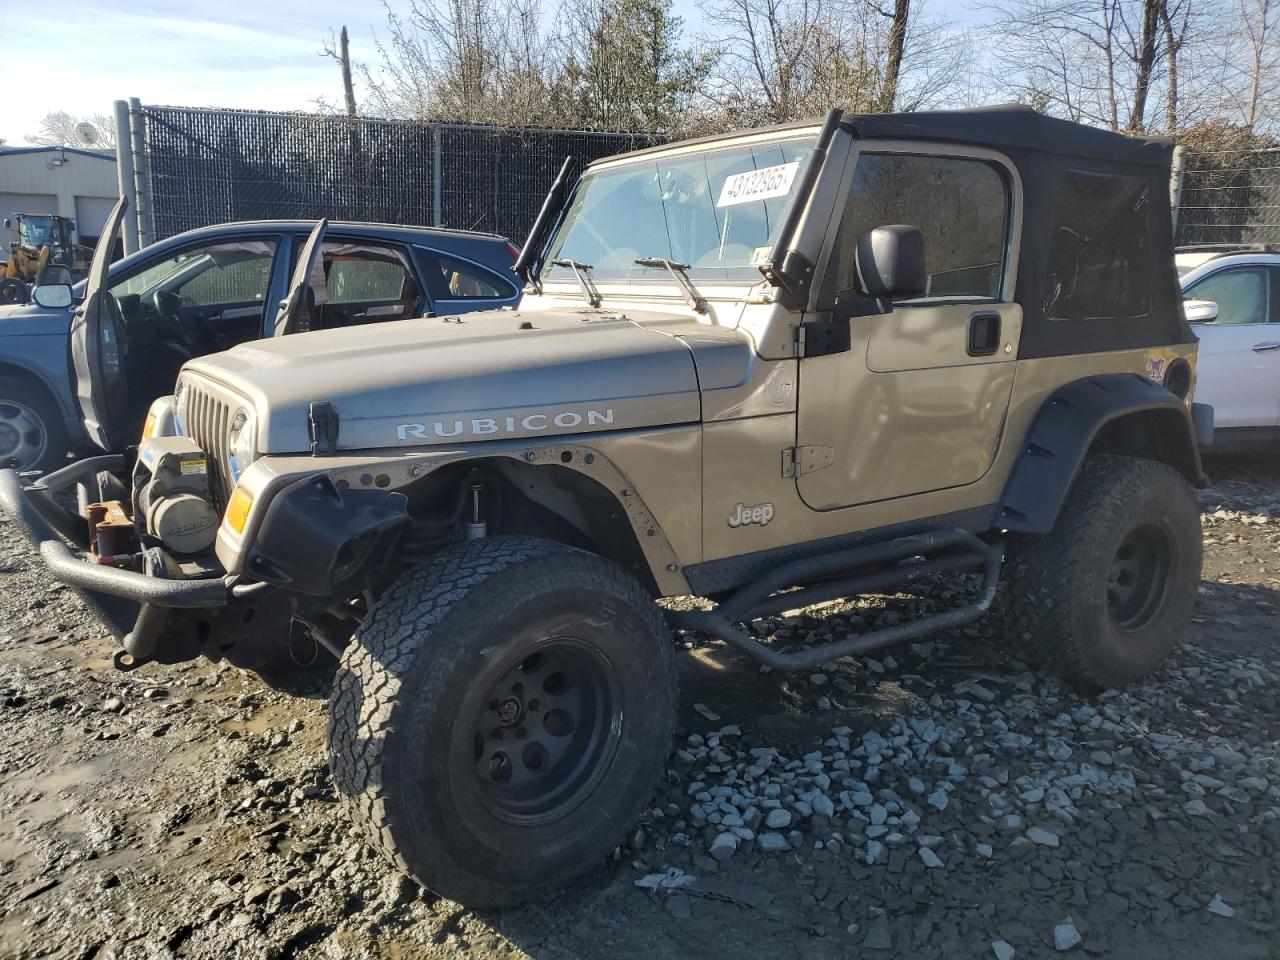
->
<box><xmin>0</xmin><ymin>216</ymin><xmax>522</xmax><ymax>472</ymax></box>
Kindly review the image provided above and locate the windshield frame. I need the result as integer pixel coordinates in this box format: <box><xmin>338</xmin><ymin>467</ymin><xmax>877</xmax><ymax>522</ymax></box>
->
<box><xmin>541</xmin><ymin>126</ymin><xmax>823</xmax><ymax>287</ymax></box>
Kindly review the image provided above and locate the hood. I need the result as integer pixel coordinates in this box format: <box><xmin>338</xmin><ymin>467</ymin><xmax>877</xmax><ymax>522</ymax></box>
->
<box><xmin>183</xmin><ymin>307</ymin><xmax>702</xmax><ymax>454</ymax></box>
<box><xmin>0</xmin><ymin>303</ymin><xmax>69</xmax><ymax>336</ymax></box>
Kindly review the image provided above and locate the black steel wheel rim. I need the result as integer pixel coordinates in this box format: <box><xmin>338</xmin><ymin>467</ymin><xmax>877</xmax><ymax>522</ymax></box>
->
<box><xmin>468</xmin><ymin>637</ymin><xmax>620</xmax><ymax>826</ymax></box>
<box><xmin>1106</xmin><ymin>522</ymin><xmax>1174</xmax><ymax>630</ymax></box>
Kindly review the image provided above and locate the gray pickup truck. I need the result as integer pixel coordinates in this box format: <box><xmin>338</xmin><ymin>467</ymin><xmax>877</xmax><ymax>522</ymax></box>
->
<box><xmin>0</xmin><ymin>220</ymin><xmax>521</xmax><ymax>472</ymax></box>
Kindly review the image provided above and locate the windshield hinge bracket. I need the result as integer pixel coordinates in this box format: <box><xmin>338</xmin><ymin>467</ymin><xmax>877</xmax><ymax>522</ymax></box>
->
<box><xmin>308</xmin><ymin>401</ymin><xmax>340</xmax><ymax>456</ymax></box>
<box><xmin>782</xmin><ymin>445</ymin><xmax>834</xmax><ymax>478</ymax></box>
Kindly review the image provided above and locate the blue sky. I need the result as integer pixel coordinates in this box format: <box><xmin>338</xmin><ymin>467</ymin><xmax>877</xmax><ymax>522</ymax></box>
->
<box><xmin>5</xmin><ymin>0</ymin><xmax>977</xmax><ymax>146</ymax></box>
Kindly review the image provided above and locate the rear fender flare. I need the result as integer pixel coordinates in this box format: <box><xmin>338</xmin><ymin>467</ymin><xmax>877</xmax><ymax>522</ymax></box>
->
<box><xmin>997</xmin><ymin>373</ymin><xmax>1205</xmax><ymax>534</ymax></box>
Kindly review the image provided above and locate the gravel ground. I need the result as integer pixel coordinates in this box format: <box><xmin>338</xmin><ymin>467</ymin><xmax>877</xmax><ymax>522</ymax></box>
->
<box><xmin>1</xmin><ymin>457</ymin><xmax>1278</xmax><ymax>960</ymax></box>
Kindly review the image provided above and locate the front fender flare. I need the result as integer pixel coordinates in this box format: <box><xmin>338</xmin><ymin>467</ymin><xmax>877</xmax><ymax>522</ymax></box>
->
<box><xmin>997</xmin><ymin>373</ymin><xmax>1205</xmax><ymax>534</ymax></box>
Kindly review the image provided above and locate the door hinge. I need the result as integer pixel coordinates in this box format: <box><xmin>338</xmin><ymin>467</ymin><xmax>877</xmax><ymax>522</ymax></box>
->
<box><xmin>782</xmin><ymin>445</ymin><xmax>834</xmax><ymax>477</ymax></box>
<box><xmin>795</xmin><ymin>316</ymin><xmax>850</xmax><ymax>358</ymax></box>
<box><xmin>308</xmin><ymin>401</ymin><xmax>340</xmax><ymax>456</ymax></box>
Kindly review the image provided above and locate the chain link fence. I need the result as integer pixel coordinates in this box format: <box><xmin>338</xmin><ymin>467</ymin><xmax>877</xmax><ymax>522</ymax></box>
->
<box><xmin>1176</xmin><ymin>147</ymin><xmax>1280</xmax><ymax>247</ymax></box>
<box><xmin>141</xmin><ymin>106</ymin><xmax>657</xmax><ymax>243</ymax></box>
<box><xmin>140</xmin><ymin>105</ymin><xmax>1279</xmax><ymax>251</ymax></box>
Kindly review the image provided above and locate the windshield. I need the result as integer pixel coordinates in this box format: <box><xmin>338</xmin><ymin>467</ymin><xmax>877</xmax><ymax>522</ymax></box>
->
<box><xmin>545</xmin><ymin>134</ymin><xmax>818</xmax><ymax>283</ymax></box>
<box><xmin>20</xmin><ymin>217</ymin><xmax>53</xmax><ymax>248</ymax></box>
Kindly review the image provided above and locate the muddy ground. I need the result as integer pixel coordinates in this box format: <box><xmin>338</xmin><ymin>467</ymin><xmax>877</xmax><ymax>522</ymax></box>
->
<box><xmin>1</xmin><ymin>457</ymin><xmax>1278</xmax><ymax>960</ymax></box>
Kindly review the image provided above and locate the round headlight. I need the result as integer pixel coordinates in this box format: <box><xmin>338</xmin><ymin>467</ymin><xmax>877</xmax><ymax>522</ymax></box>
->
<box><xmin>172</xmin><ymin>380</ymin><xmax>189</xmax><ymax>436</ymax></box>
<box><xmin>228</xmin><ymin>408</ymin><xmax>256</xmax><ymax>483</ymax></box>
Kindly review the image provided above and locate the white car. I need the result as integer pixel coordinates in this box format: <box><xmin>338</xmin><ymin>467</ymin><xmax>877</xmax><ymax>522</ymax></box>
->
<box><xmin>1177</xmin><ymin>245</ymin><xmax>1280</xmax><ymax>451</ymax></box>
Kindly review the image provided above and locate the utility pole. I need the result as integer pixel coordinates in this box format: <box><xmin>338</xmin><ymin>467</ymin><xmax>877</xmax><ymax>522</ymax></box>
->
<box><xmin>339</xmin><ymin>26</ymin><xmax>357</xmax><ymax>118</ymax></box>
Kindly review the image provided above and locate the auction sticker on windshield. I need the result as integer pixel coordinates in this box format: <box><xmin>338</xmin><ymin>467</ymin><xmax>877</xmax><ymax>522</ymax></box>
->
<box><xmin>717</xmin><ymin>161</ymin><xmax>800</xmax><ymax>207</ymax></box>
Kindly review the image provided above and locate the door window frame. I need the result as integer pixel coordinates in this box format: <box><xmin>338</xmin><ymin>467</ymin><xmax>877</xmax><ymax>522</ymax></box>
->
<box><xmin>414</xmin><ymin>245</ymin><xmax>520</xmax><ymax>306</ymax></box>
<box><xmin>288</xmin><ymin>232</ymin><xmax>430</xmax><ymax>320</ymax></box>
<box><xmin>106</xmin><ymin>234</ymin><xmax>285</xmax><ymax>303</ymax></box>
<box><xmin>1183</xmin><ymin>265</ymin><xmax>1274</xmax><ymax>326</ymax></box>
<box><xmin>812</xmin><ymin>140</ymin><xmax>1024</xmax><ymax>311</ymax></box>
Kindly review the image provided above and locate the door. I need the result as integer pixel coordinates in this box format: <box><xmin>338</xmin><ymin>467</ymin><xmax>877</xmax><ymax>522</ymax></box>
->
<box><xmin>1184</xmin><ymin>265</ymin><xmax>1280</xmax><ymax>431</ymax></box>
<box><xmin>796</xmin><ymin>148</ymin><xmax>1022</xmax><ymax>510</ymax></box>
<box><xmin>307</xmin><ymin>239</ymin><xmax>425</xmax><ymax>331</ymax></box>
<box><xmin>70</xmin><ymin>197</ymin><xmax>129</xmax><ymax>451</ymax></box>
<box><xmin>273</xmin><ymin>220</ymin><xmax>327</xmax><ymax>336</ymax></box>
<box><xmin>73</xmin><ymin>196</ymin><xmax>120</xmax><ymax>248</ymax></box>
<box><xmin>101</xmin><ymin>236</ymin><xmax>282</xmax><ymax>423</ymax></box>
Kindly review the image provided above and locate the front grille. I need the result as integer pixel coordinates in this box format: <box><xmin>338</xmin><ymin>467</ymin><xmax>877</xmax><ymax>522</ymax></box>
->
<box><xmin>183</xmin><ymin>380</ymin><xmax>235</xmax><ymax>506</ymax></box>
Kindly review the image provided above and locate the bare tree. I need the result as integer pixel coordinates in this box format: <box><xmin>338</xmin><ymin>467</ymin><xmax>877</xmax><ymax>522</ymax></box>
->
<box><xmin>983</xmin><ymin>0</ymin><xmax>1204</xmax><ymax>131</ymax></box>
<box><xmin>26</xmin><ymin>112</ymin><xmax>116</xmax><ymax>149</ymax></box>
<box><xmin>1238</xmin><ymin>0</ymin><xmax>1278</xmax><ymax>129</ymax></box>
<box><xmin>361</xmin><ymin>0</ymin><xmax>575</xmax><ymax>125</ymax></box>
<box><xmin>321</xmin><ymin>26</ymin><xmax>360</xmax><ymax>117</ymax></box>
<box><xmin>701</xmin><ymin>0</ymin><xmax>967</xmax><ymax>125</ymax></box>
<box><xmin>878</xmin><ymin>0</ymin><xmax>910</xmax><ymax>111</ymax></box>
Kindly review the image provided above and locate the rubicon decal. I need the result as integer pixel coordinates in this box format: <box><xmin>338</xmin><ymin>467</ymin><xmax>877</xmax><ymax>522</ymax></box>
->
<box><xmin>728</xmin><ymin>502</ymin><xmax>775</xmax><ymax>527</ymax></box>
<box><xmin>397</xmin><ymin>407</ymin><xmax>615</xmax><ymax>441</ymax></box>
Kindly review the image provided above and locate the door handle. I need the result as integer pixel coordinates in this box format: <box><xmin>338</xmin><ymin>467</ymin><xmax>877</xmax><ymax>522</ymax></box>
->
<box><xmin>1252</xmin><ymin>341</ymin><xmax>1280</xmax><ymax>352</ymax></box>
<box><xmin>968</xmin><ymin>312</ymin><xmax>1001</xmax><ymax>356</ymax></box>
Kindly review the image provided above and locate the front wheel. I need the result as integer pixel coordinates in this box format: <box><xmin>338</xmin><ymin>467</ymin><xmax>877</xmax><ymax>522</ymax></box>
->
<box><xmin>1000</xmin><ymin>454</ymin><xmax>1202</xmax><ymax>690</ymax></box>
<box><xmin>0</xmin><ymin>377</ymin><xmax>68</xmax><ymax>474</ymax></box>
<box><xmin>327</xmin><ymin>536</ymin><xmax>678</xmax><ymax>907</ymax></box>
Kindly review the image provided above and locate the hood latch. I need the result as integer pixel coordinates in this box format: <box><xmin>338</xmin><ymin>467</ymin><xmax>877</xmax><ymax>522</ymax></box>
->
<box><xmin>309</xmin><ymin>401</ymin><xmax>340</xmax><ymax>456</ymax></box>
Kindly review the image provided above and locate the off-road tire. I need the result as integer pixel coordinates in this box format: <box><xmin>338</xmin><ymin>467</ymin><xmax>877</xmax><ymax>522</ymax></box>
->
<box><xmin>1000</xmin><ymin>454</ymin><xmax>1202</xmax><ymax>690</ymax></box>
<box><xmin>0</xmin><ymin>376</ymin><xmax>68</xmax><ymax>474</ymax></box>
<box><xmin>327</xmin><ymin>535</ymin><xmax>678</xmax><ymax>907</ymax></box>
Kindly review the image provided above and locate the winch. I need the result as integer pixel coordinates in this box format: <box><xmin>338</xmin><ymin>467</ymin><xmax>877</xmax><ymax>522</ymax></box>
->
<box><xmin>132</xmin><ymin>436</ymin><xmax>220</xmax><ymax>555</ymax></box>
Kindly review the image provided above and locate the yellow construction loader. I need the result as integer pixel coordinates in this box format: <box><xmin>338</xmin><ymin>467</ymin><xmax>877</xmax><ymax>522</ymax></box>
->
<box><xmin>0</xmin><ymin>214</ymin><xmax>91</xmax><ymax>304</ymax></box>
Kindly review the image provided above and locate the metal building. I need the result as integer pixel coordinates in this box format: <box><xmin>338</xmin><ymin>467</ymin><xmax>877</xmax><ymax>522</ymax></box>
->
<box><xmin>0</xmin><ymin>146</ymin><xmax>119</xmax><ymax>250</ymax></box>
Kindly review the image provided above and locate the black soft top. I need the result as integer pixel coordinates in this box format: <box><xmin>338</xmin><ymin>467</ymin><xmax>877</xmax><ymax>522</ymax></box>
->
<box><xmin>846</xmin><ymin>105</ymin><xmax>1174</xmax><ymax>169</ymax></box>
<box><xmin>850</xmin><ymin>105</ymin><xmax>1189</xmax><ymax>359</ymax></box>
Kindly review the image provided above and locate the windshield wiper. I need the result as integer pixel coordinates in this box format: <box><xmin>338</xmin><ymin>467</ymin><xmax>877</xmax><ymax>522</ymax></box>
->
<box><xmin>634</xmin><ymin>257</ymin><xmax>708</xmax><ymax>314</ymax></box>
<box><xmin>551</xmin><ymin>258</ymin><xmax>601</xmax><ymax>308</ymax></box>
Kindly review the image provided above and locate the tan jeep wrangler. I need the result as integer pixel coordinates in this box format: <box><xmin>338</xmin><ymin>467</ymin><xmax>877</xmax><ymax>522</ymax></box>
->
<box><xmin>0</xmin><ymin>106</ymin><xmax>1213</xmax><ymax>906</ymax></box>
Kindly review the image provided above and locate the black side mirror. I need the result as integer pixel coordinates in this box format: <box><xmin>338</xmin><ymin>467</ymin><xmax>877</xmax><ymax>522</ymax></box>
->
<box><xmin>856</xmin><ymin>225</ymin><xmax>926</xmax><ymax>300</ymax></box>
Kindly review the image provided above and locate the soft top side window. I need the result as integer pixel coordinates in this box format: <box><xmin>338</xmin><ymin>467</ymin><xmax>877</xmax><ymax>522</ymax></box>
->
<box><xmin>834</xmin><ymin>152</ymin><xmax>1011</xmax><ymax>302</ymax></box>
<box><xmin>1044</xmin><ymin>170</ymin><xmax>1154</xmax><ymax>322</ymax></box>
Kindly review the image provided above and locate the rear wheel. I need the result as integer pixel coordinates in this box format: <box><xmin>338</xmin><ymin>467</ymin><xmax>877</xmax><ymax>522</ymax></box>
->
<box><xmin>327</xmin><ymin>536</ymin><xmax>677</xmax><ymax>906</ymax></box>
<box><xmin>0</xmin><ymin>376</ymin><xmax>68</xmax><ymax>474</ymax></box>
<box><xmin>1000</xmin><ymin>454</ymin><xmax>1202</xmax><ymax>689</ymax></box>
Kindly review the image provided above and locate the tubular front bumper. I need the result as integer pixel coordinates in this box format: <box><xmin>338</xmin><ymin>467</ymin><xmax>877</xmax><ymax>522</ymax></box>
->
<box><xmin>0</xmin><ymin>456</ymin><xmax>228</xmax><ymax>642</ymax></box>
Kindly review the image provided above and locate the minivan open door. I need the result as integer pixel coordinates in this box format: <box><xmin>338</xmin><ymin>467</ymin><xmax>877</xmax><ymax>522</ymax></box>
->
<box><xmin>273</xmin><ymin>219</ymin><xmax>327</xmax><ymax>336</ymax></box>
<box><xmin>70</xmin><ymin>197</ymin><xmax>129</xmax><ymax>452</ymax></box>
